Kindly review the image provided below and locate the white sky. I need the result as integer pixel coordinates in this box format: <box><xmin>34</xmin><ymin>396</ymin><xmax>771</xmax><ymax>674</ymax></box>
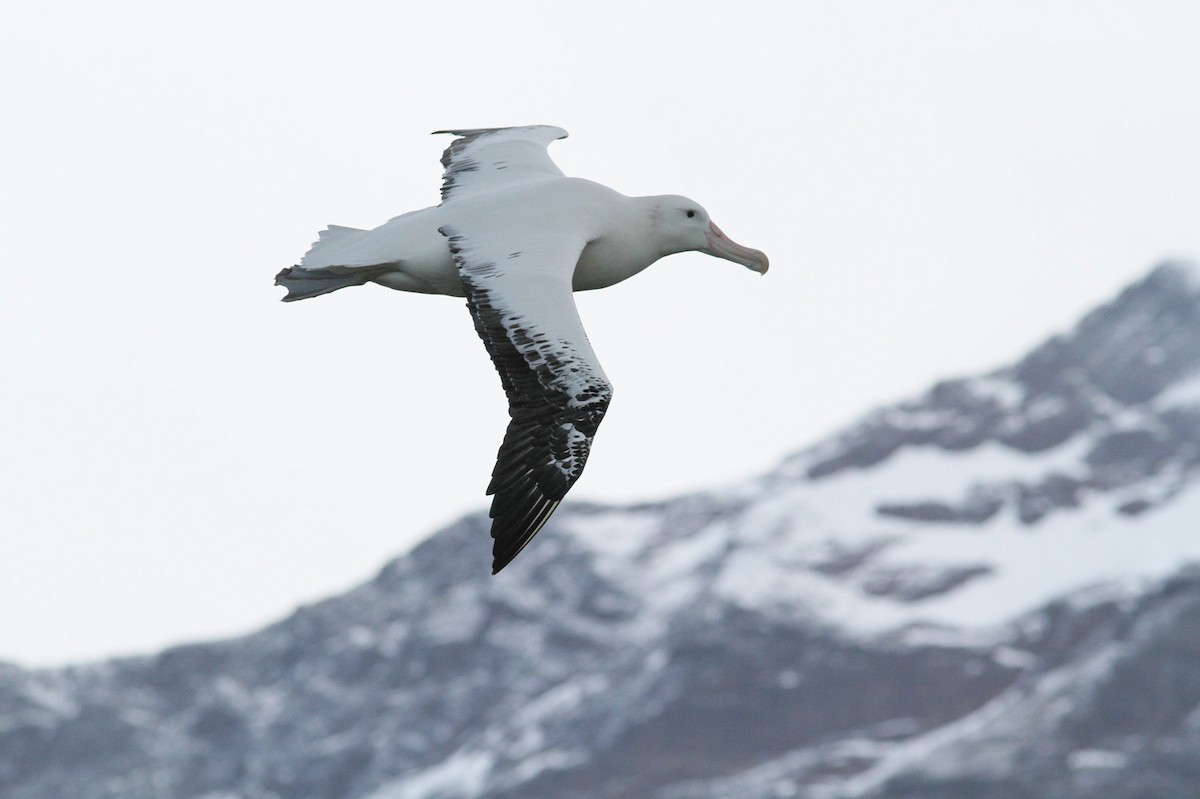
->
<box><xmin>2</xmin><ymin>1</ymin><xmax>1199</xmax><ymax>666</ymax></box>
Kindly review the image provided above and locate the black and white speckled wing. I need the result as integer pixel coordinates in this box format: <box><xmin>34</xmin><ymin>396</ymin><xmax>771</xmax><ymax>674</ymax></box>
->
<box><xmin>433</xmin><ymin>125</ymin><xmax>568</xmax><ymax>203</ymax></box>
<box><xmin>440</xmin><ymin>224</ymin><xmax>613</xmax><ymax>573</ymax></box>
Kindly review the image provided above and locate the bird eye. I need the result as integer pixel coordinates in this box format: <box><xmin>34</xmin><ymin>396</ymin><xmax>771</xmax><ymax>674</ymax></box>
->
<box><xmin>686</xmin><ymin>210</ymin><xmax>696</xmax><ymax>218</ymax></box>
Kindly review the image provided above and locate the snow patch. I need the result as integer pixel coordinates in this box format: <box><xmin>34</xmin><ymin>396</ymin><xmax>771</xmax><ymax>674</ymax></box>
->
<box><xmin>991</xmin><ymin>646</ymin><xmax>1039</xmax><ymax>670</ymax></box>
<box><xmin>512</xmin><ymin>675</ymin><xmax>608</xmax><ymax>729</ymax></box>
<box><xmin>507</xmin><ymin>749</ymin><xmax>588</xmax><ymax>784</ymax></box>
<box><xmin>694</xmin><ymin>423</ymin><xmax>1200</xmax><ymax>640</ymax></box>
<box><xmin>645</xmin><ymin>522</ymin><xmax>731</xmax><ymax>582</ymax></box>
<box><xmin>1155</xmin><ymin>374</ymin><xmax>1200</xmax><ymax>408</ymax></box>
<box><xmin>365</xmin><ymin>750</ymin><xmax>493</xmax><ymax>799</ymax></box>
<box><xmin>1068</xmin><ymin>748</ymin><xmax>1128</xmax><ymax>770</ymax></box>
<box><xmin>569</xmin><ymin>509</ymin><xmax>662</xmax><ymax>560</ymax></box>
<box><xmin>347</xmin><ymin>625</ymin><xmax>377</xmax><ymax>648</ymax></box>
<box><xmin>966</xmin><ymin>375</ymin><xmax>1025</xmax><ymax>410</ymax></box>
<box><xmin>421</xmin><ymin>585</ymin><xmax>486</xmax><ymax>645</ymax></box>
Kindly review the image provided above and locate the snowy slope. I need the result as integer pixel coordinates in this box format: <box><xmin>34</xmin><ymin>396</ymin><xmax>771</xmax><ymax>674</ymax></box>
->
<box><xmin>1</xmin><ymin>263</ymin><xmax>1199</xmax><ymax>799</ymax></box>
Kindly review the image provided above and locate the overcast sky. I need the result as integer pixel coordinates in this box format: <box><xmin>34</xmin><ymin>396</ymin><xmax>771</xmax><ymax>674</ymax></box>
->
<box><xmin>3</xmin><ymin>1</ymin><xmax>1199</xmax><ymax>666</ymax></box>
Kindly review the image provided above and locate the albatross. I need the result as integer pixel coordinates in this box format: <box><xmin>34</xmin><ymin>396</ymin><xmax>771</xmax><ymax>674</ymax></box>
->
<box><xmin>277</xmin><ymin>125</ymin><xmax>768</xmax><ymax>573</ymax></box>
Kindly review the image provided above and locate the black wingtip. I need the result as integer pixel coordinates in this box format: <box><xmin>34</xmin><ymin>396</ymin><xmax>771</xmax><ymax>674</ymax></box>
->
<box><xmin>487</xmin><ymin>497</ymin><xmax>562</xmax><ymax>575</ymax></box>
<box><xmin>490</xmin><ymin>538</ymin><xmax>520</xmax><ymax>575</ymax></box>
<box><xmin>491</xmin><ymin>547</ymin><xmax>520</xmax><ymax>574</ymax></box>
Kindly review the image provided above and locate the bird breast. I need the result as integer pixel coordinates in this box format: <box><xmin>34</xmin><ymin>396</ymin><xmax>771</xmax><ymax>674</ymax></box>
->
<box><xmin>573</xmin><ymin>236</ymin><xmax>658</xmax><ymax>291</ymax></box>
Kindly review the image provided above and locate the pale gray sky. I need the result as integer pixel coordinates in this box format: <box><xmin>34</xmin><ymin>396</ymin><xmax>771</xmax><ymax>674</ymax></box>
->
<box><xmin>3</xmin><ymin>1</ymin><xmax>1199</xmax><ymax>665</ymax></box>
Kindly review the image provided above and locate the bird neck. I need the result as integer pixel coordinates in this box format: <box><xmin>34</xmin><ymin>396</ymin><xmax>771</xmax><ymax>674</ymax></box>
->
<box><xmin>633</xmin><ymin>196</ymin><xmax>684</xmax><ymax>259</ymax></box>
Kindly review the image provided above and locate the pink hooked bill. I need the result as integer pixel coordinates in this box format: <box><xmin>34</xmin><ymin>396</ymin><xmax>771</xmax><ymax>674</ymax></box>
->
<box><xmin>705</xmin><ymin>223</ymin><xmax>769</xmax><ymax>274</ymax></box>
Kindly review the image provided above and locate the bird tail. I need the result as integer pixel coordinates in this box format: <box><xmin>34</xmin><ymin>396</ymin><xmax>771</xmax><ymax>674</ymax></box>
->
<box><xmin>277</xmin><ymin>224</ymin><xmax>388</xmax><ymax>301</ymax></box>
<box><xmin>274</xmin><ymin>266</ymin><xmax>380</xmax><ymax>302</ymax></box>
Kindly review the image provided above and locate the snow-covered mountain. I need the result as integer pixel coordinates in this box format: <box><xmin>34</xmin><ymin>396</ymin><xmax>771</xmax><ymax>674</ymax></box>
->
<box><xmin>3</xmin><ymin>263</ymin><xmax>1200</xmax><ymax>799</ymax></box>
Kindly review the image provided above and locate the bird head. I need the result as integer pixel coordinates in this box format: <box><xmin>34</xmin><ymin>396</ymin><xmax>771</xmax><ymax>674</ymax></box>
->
<box><xmin>652</xmin><ymin>195</ymin><xmax>769</xmax><ymax>274</ymax></box>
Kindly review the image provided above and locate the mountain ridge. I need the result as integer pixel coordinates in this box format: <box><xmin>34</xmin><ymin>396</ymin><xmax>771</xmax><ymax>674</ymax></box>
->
<box><xmin>2</xmin><ymin>262</ymin><xmax>1199</xmax><ymax>799</ymax></box>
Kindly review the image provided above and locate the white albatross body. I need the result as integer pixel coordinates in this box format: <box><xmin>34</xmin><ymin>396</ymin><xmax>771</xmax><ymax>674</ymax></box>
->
<box><xmin>277</xmin><ymin>125</ymin><xmax>768</xmax><ymax>573</ymax></box>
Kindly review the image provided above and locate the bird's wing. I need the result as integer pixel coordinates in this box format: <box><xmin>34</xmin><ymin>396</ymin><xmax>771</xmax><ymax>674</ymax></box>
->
<box><xmin>440</xmin><ymin>222</ymin><xmax>612</xmax><ymax>573</ymax></box>
<box><xmin>433</xmin><ymin>125</ymin><xmax>569</xmax><ymax>203</ymax></box>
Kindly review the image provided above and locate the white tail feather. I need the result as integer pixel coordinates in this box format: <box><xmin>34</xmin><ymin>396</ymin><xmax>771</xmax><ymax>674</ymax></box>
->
<box><xmin>300</xmin><ymin>225</ymin><xmax>368</xmax><ymax>268</ymax></box>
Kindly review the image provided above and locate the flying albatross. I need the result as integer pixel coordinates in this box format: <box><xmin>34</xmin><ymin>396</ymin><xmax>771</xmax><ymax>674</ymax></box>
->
<box><xmin>277</xmin><ymin>125</ymin><xmax>768</xmax><ymax>573</ymax></box>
